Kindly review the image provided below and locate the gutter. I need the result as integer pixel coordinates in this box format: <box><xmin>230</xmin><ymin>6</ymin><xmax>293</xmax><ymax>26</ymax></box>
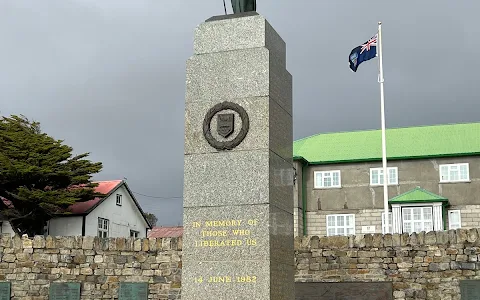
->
<box><xmin>294</xmin><ymin>156</ymin><xmax>309</xmax><ymax>236</ymax></box>
<box><xmin>302</xmin><ymin>164</ymin><xmax>307</xmax><ymax>236</ymax></box>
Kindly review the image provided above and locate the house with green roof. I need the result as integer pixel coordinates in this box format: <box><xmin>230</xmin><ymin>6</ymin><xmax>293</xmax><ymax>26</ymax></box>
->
<box><xmin>293</xmin><ymin>122</ymin><xmax>480</xmax><ymax>237</ymax></box>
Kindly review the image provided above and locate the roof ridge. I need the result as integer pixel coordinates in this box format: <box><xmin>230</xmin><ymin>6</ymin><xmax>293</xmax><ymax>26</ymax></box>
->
<box><xmin>294</xmin><ymin>121</ymin><xmax>480</xmax><ymax>143</ymax></box>
<box><xmin>92</xmin><ymin>179</ymin><xmax>123</xmax><ymax>183</ymax></box>
<box><xmin>390</xmin><ymin>187</ymin><xmax>447</xmax><ymax>202</ymax></box>
<box><xmin>389</xmin><ymin>187</ymin><xmax>417</xmax><ymax>201</ymax></box>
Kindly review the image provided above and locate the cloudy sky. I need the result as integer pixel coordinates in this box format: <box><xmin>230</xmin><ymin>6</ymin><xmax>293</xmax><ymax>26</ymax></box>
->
<box><xmin>2</xmin><ymin>1</ymin><xmax>479</xmax><ymax>226</ymax></box>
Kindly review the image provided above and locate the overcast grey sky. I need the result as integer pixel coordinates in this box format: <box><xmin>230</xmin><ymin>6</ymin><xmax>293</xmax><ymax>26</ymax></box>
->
<box><xmin>2</xmin><ymin>1</ymin><xmax>479</xmax><ymax>226</ymax></box>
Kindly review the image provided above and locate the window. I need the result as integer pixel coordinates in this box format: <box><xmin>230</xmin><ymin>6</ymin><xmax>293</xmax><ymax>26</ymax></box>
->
<box><xmin>116</xmin><ymin>194</ymin><xmax>122</xmax><ymax>206</ymax></box>
<box><xmin>314</xmin><ymin>171</ymin><xmax>341</xmax><ymax>188</ymax></box>
<box><xmin>448</xmin><ymin>210</ymin><xmax>461</xmax><ymax>230</ymax></box>
<box><xmin>382</xmin><ymin>212</ymin><xmax>392</xmax><ymax>234</ymax></box>
<box><xmin>130</xmin><ymin>230</ymin><xmax>139</xmax><ymax>238</ymax></box>
<box><xmin>98</xmin><ymin>218</ymin><xmax>109</xmax><ymax>238</ymax></box>
<box><xmin>370</xmin><ymin>167</ymin><xmax>398</xmax><ymax>185</ymax></box>
<box><xmin>439</xmin><ymin>163</ymin><xmax>469</xmax><ymax>182</ymax></box>
<box><xmin>326</xmin><ymin>214</ymin><xmax>355</xmax><ymax>236</ymax></box>
<box><xmin>402</xmin><ymin>207</ymin><xmax>433</xmax><ymax>234</ymax></box>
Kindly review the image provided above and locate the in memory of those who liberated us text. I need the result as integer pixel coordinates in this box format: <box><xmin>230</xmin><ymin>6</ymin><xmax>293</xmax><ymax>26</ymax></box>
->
<box><xmin>191</xmin><ymin>219</ymin><xmax>259</xmax><ymax>284</ymax></box>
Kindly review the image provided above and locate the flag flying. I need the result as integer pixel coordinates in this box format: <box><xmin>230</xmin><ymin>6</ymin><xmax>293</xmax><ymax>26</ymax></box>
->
<box><xmin>348</xmin><ymin>33</ymin><xmax>378</xmax><ymax>72</ymax></box>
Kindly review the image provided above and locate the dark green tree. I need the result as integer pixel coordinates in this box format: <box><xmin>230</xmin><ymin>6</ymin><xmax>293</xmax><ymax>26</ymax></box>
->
<box><xmin>145</xmin><ymin>212</ymin><xmax>158</xmax><ymax>227</ymax></box>
<box><xmin>0</xmin><ymin>115</ymin><xmax>103</xmax><ymax>236</ymax></box>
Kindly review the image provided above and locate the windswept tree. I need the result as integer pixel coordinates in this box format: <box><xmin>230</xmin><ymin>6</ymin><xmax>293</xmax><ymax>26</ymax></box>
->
<box><xmin>145</xmin><ymin>212</ymin><xmax>158</xmax><ymax>227</ymax></box>
<box><xmin>0</xmin><ymin>115</ymin><xmax>103</xmax><ymax>236</ymax></box>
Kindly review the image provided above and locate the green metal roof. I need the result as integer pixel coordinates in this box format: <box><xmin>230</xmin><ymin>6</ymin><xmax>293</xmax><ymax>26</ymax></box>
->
<box><xmin>389</xmin><ymin>187</ymin><xmax>448</xmax><ymax>204</ymax></box>
<box><xmin>293</xmin><ymin>122</ymin><xmax>480</xmax><ymax>164</ymax></box>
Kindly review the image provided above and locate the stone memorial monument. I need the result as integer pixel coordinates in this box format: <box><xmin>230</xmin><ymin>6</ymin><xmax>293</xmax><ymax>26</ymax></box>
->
<box><xmin>182</xmin><ymin>8</ymin><xmax>294</xmax><ymax>300</ymax></box>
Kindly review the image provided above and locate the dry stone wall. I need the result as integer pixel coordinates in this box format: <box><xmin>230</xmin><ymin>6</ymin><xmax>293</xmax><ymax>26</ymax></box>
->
<box><xmin>2</xmin><ymin>229</ymin><xmax>480</xmax><ymax>299</ymax></box>
<box><xmin>0</xmin><ymin>234</ymin><xmax>181</xmax><ymax>299</ymax></box>
<box><xmin>295</xmin><ymin>229</ymin><xmax>480</xmax><ymax>300</ymax></box>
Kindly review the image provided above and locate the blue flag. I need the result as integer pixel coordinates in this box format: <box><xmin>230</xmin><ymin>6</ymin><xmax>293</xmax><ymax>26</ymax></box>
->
<box><xmin>349</xmin><ymin>33</ymin><xmax>378</xmax><ymax>72</ymax></box>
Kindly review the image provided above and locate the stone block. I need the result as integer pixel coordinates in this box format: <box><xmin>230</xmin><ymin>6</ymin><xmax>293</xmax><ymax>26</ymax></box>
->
<box><xmin>22</xmin><ymin>236</ymin><xmax>32</xmax><ymax>249</ymax></box>
<box><xmin>400</xmin><ymin>233</ymin><xmax>409</xmax><ymax>246</ymax></box>
<box><xmin>467</xmin><ymin>228</ymin><xmax>479</xmax><ymax>243</ymax></box>
<box><xmin>185</xmin><ymin>49</ymin><xmax>292</xmax><ymax>116</ymax></box>
<box><xmin>436</xmin><ymin>231</ymin><xmax>449</xmax><ymax>245</ymax></box>
<box><xmin>391</xmin><ymin>234</ymin><xmax>401</xmax><ymax>247</ymax></box>
<box><xmin>142</xmin><ymin>239</ymin><xmax>149</xmax><ymax>252</ymax></box>
<box><xmin>194</xmin><ymin>14</ymin><xmax>286</xmax><ymax>63</ymax></box>
<box><xmin>407</xmin><ymin>233</ymin><xmax>419</xmax><ymax>246</ymax></box>
<box><xmin>354</xmin><ymin>234</ymin><xmax>366</xmax><ymax>248</ymax></box>
<box><xmin>12</xmin><ymin>235</ymin><xmax>22</xmax><ymax>250</ymax></box>
<box><xmin>182</xmin><ymin>259</ymin><xmax>272</xmax><ymax>299</ymax></box>
<box><xmin>45</xmin><ymin>236</ymin><xmax>56</xmax><ymax>249</ymax></box>
<box><xmin>0</xmin><ymin>234</ymin><xmax>12</xmax><ymax>247</ymax></box>
<box><xmin>148</xmin><ymin>238</ymin><xmax>157</xmax><ymax>252</ymax></box>
<box><xmin>322</xmin><ymin>236</ymin><xmax>349</xmax><ymax>249</ymax></box>
<box><xmin>364</xmin><ymin>234</ymin><xmax>373</xmax><ymax>247</ymax></box>
<box><xmin>184</xmin><ymin>150</ymin><xmax>292</xmax><ymax>214</ymax></box>
<box><xmin>456</xmin><ymin>229</ymin><xmax>468</xmax><ymax>244</ymax></box>
<box><xmin>134</xmin><ymin>239</ymin><xmax>142</xmax><ymax>251</ymax></box>
<box><xmin>177</xmin><ymin>237</ymin><xmax>183</xmax><ymax>251</ymax></box>
<box><xmin>383</xmin><ymin>234</ymin><xmax>393</xmax><ymax>247</ymax></box>
<box><xmin>184</xmin><ymin>97</ymin><xmax>292</xmax><ymax>161</ymax></box>
<box><xmin>82</xmin><ymin>236</ymin><xmax>94</xmax><ymax>250</ymax></box>
<box><xmin>448</xmin><ymin>230</ymin><xmax>457</xmax><ymax>244</ymax></box>
<box><xmin>372</xmin><ymin>233</ymin><xmax>384</xmax><ymax>248</ymax></box>
<box><xmin>414</xmin><ymin>231</ymin><xmax>424</xmax><ymax>244</ymax></box>
<box><xmin>310</xmin><ymin>236</ymin><xmax>319</xmax><ymax>249</ymax></box>
<box><xmin>183</xmin><ymin>205</ymin><xmax>293</xmax><ymax>266</ymax></box>
<box><xmin>425</xmin><ymin>232</ymin><xmax>437</xmax><ymax>244</ymax></box>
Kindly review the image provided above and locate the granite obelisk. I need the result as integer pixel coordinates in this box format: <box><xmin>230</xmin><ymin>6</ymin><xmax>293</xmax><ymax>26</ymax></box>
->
<box><xmin>182</xmin><ymin>12</ymin><xmax>294</xmax><ymax>300</ymax></box>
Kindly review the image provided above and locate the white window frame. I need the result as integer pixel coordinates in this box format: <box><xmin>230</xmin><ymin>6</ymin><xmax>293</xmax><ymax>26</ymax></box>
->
<box><xmin>381</xmin><ymin>212</ymin><xmax>392</xmax><ymax>234</ymax></box>
<box><xmin>448</xmin><ymin>210</ymin><xmax>461</xmax><ymax>230</ymax></box>
<box><xmin>130</xmin><ymin>230</ymin><xmax>140</xmax><ymax>238</ymax></box>
<box><xmin>439</xmin><ymin>163</ymin><xmax>469</xmax><ymax>183</ymax></box>
<box><xmin>116</xmin><ymin>194</ymin><xmax>122</xmax><ymax>206</ymax></box>
<box><xmin>401</xmin><ymin>206</ymin><xmax>434</xmax><ymax>234</ymax></box>
<box><xmin>370</xmin><ymin>167</ymin><xmax>398</xmax><ymax>186</ymax></box>
<box><xmin>98</xmin><ymin>217</ymin><xmax>109</xmax><ymax>238</ymax></box>
<box><xmin>391</xmin><ymin>202</ymin><xmax>443</xmax><ymax>234</ymax></box>
<box><xmin>314</xmin><ymin>170</ymin><xmax>341</xmax><ymax>189</ymax></box>
<box><xmin>326</xmin><ymin>214</ymin><xmax>355</xmax><ymax>236</ymax></box>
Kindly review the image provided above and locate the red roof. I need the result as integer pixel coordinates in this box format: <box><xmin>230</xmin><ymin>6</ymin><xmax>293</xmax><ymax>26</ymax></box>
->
<box><xmin>68</xmin><ymin>180</ymin><xmax>123</xmax><ymax>214</ymax></box>
<box><xmin>0</xmin><ymin>197</ymin><xmax>13</xmax><ymax>208</ymax></box>
<box><xmin>148</xmin><ymin>226</ymin><xmax>183</xmax><ymax>238</ymax></box>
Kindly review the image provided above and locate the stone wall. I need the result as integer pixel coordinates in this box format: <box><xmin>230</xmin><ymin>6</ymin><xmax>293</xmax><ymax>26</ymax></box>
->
<box><xmin>0</xmin><ymin>234</ymin><xmax>181</xmax><ymax>299</ymax></box>
<box><xmin>295</xmin><ymin>229</ymin><xmax>480</xmax><ymax>300</ymax></box>
<box><xmin>3</xmin><ymin>230</ymin><xmax>480</xmax><ymax>299</ymax></box>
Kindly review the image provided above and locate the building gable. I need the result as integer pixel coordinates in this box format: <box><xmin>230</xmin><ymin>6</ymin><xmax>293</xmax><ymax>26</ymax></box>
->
<box><xmin>93</xmin><ymin>184</ymin><xmax>150</xmax><ymax>229</ymax></box>
<box><xmin>65</xmin><ymin>180</ymin><xmax>151</xmax><ymax>229</ymax></box>
<box><xmin>389</xmin><ymin>187</ymin><xmax>448</xmax><ymax>204</ymax></box>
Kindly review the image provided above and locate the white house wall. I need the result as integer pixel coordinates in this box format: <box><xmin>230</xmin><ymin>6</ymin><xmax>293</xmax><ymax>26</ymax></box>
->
<box><xmin>48</xmin><ymin>216</ymin><xmax>83</xmax><ymax>236</ymax></box>
<box><xmin>0</xmin><ymin>221</ymin><xmax>15</xmax><ymax>235</ymax></box>
<box><xmin>85</xmin><ymin>185</ymin><xmax>148</xmax><ymax>238</ymax></box>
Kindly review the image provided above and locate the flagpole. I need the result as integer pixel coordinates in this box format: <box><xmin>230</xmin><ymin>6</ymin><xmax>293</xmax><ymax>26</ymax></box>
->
<box><xmin>378</xmin><ymin>21</ymin><xmax>389</xmax><ymax>233</ymax></box>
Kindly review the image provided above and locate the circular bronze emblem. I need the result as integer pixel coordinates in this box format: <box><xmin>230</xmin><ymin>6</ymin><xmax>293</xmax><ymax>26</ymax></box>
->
<box><xmin>203</xmin><ymin>101</ymin><xmax>249</xmax><ymax>150</ymax></box>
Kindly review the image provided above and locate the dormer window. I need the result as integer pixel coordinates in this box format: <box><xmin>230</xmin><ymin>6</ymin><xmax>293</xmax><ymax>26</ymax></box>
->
<box><xmin>116</xmin><ymin>194</ymin><xmax>122</xmax><ymax>206</ymax></box>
